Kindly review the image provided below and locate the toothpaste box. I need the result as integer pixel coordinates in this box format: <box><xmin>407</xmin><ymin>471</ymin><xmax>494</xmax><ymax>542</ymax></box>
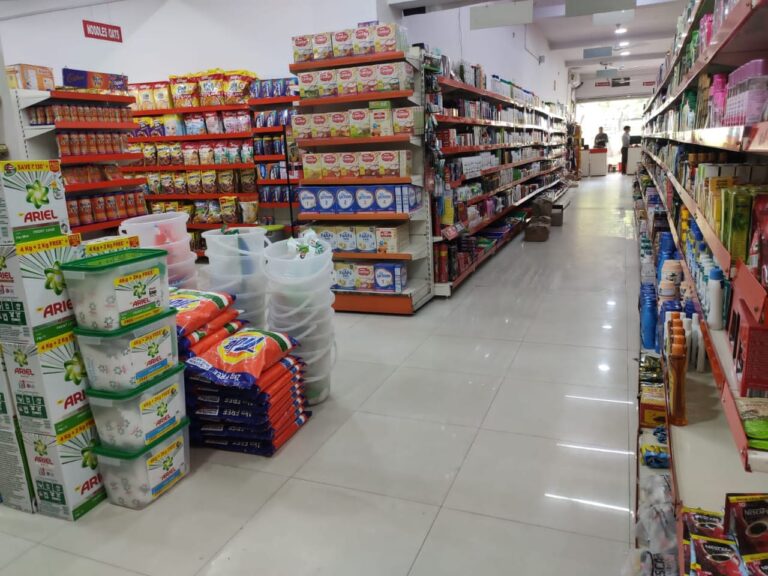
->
<box><xmin>310</xmin><ymin>113</ymin><xmax>330</xmax><ymax>139</ymax></box>
<box><xmin>352</xmin><ymin>25</ymin><xmax>375</xmax><ymax>55</ymax></box>
<box><xmin>291</xmin><ymin>114</ymin><xmax>313</xmax><ymax>139</ymax></box>
<box><xmin>298</xmin><ymin>71</ymin><xmax>319</xmax><ymax>99</ymax></box>
<box><xmin>349</xmin><ymin>108</ymin><xmax>371</xmax><ymax>138</ymax></box>
<box><xmin>297</xmin><ymin>188</ymin><xmax>318</xmax><ymax>212</ymax></box>
<box><xmin>0</xmin><ymin>232</ymin><xmax>83</xmax><ymax>340</ymax></box>
<box><xmin>23</xmin><ymin>409</ymin><xmax>106</xmax><ymax>520</ymax></box>
<box><xmin>317</xmin><ymin>69</ymin><xmax>337</xmax><ymax>98</ymax></box>
<box><xmin>354</xmin><ymin>187</ymin><xmax>375</xmax><ymax>212</ymax></box>
<box><xmin>332</xmin><ymin>29</ymin><xmax>354</xmax><ymax>58</ymax></box>
<box><xmin>373</xmin><ymin>23</ymin><xmax>400</xmax><ymax>53</ymax></box>
<box><xmin>333</xmin><ymin>262</ymin><xmax>355</xmax><ymax>289</ymax></box>
<box><xmin>354</xmin><ymin>264</ymin><xmax>375</xmax><ymax>290</ymax></box>
<box><xmin>4</xmin><ymin>317</ymin><xmax>89</xmax><ymax>436</ymax></box>
<box><xmin>292</xmin><ymin>35</ymin><xmax>314</xmax><ymax>62</ymax></box>
<box><xmin>335</xmin><ymin>187</ymin><xmax>356</xmax><ymax>213</ymax></box>
<box><xmin>339</xmin><ymin>152</ymin><xmax>359</xmax><ymax>177</ymax></box>
<box><xmin>302</xmin><ymin>153</ymin><xmax>322</xmax><ymax>180</ymax></box>
<box><xmin>335</xmin><ymin>226</ymin><xmax>356</xmax><ymax>251</ymax></box>
<box><xmin>371</xmin><ymin>109</ymin><xmax>393</xmax><ymax>136</ymax></box>
<box><xmin>0</xmin><ymin>161</ymin><xmax>70</xmax><ymax>246</ymax></box>
<box><xmin>392</xmin><ymin>107</ymin><xmax>424</xmax><ymax>135</ymax></box>
<box><xmin>376</xmin><ymin>223</ymin><xmax>411</xmax><ymax>253</ymax></box>
<box><xmin>357</xmin><ymin>65</ymin><xmax>378</xmax><ymax>93</ymax></box>
<box><xmin>374</xmin><ymin>262</ymin><xmax>407</xmax><ymax>293</ymax></box>
<box><xmin>312</xmin><ymin>32</ymin><xmax>333</xmax><ymax>60</ymax></box>
<box><xmin>355</xmin><ymin>226</ymin><xmax>377</xmax><ymax>252</ymax></box>
<box><xmin>359</xmin><ymin>151</ymin><xmax>381</xmax><ymax>177</ymax></box>
<box><xmin>316</xmin><ymin>187</ymin><xmax>336</xmax><ymax>213</ymax></box>
<box><xmin>328</xmin><ymin>111</ymin><xmax>350</xmax><ymax>137</ymax></box>
<box><xmin>315</xmin><ymin>226</ymin><xmax>338</xmax><ymax>250</ymax></box>
<box><xmin>321</xmin><ymin>153</ymin><xmax>341</xmax><ymax>179</ymax></box>
<box><xmin>337</xmin><ymin>67</ymin><xmax>358</xmax><ymax>96</ymax></box>
<box><xmin>0</xmin><ymin>417</ymin><xmax>37</xmax><ymax>513</ymax></box>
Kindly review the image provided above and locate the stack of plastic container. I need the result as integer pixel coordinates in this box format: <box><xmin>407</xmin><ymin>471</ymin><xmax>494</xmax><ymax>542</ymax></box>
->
<box><xmin>62</xmin><ymin>249</ymin><xmax>190</xmax><ymax>510</ymax></box>
<box><xmin>202</xmin><ymin>227</ymin><xmax>270</xmax><ymax>326</ymax></box>
<box><xmin>119</xmin><ymin>212</ymin><xmax>197</xmax><ymax>289</ymax></box>
<box><xmin>265</xmin><ymin>237</ymin><xmax>335</xmax><ymax>405</ymax></box>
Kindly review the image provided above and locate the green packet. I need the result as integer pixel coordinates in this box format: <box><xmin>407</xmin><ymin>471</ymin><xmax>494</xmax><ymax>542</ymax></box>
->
<box><xmin>736</xmin><ymin>397</ymin><xmax>768</xmax><ymax>441</ymax></box>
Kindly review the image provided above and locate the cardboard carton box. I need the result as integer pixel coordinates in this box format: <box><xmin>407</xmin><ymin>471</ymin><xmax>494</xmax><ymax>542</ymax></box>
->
<box><xmin>349</xmin><ymin>108</ymin><xmax>371</xmax><ymax>138</ymax></box>
<box><xmin>291</xmin><ymin>114</ymin><xmax>313</xmax><ymax>139</ymax></box>
<box><xmin>335</xmin><ymin>187</ymin><xmax>356</xmax><ymax>213</ymax></box>
<box><xmin>357</xmin><ymin>65</ymin><xmax>377</xmax><ymax>93</ymax></box>
<box><xmin>374</xmin><ymin>262</ymin><xmax>407</xmax><ymax>292</ymax></box>
<box><xmin>292</xmin><ymin>35</ymin><xmax>314</xmax><ymax>63</ymax></box>
<box><xmin>297</xmin><ymin>188</ymin><xmax>318</xmax><ymax>212</ymax></box>
<box><xmin>312</xmin><ymin>32</ymin><xmax>333</xmax><ymax>60</ymax></box>
<box><xmin>337</xmin><ymin>67</ymin><xmax>358</xmax><ymax>96</ymax></box>
<box><xmin>376</xmin><ymin>223</ymin><xmax>410</xmax><ymax>253</ymax></box>
<box><xmin>359</xmin><ymin>151</ymin><xmax>380</xmax><ymax>177</ymax></box>
<box><xmin>393</xmin><ymin>107</ymin><xmax>424</xmax><ymax>135</ymax></box>
<box><xmin>315</xmin><ymin>226</ymin><xmax>338</xmax><ymax>250</ymax></box>
<box><xmin>6</xmin><ymin>64</ymin><xmax>54</xmax><ymax>91</ymax></box>
<box><xmin>298</xmin><ymin>72</ymin><xmax>319</xmax><ymax>99</ymax></box>
<box><xmin>316</xmin><ymin>187</ymin><xmax>336</xmax><ymax>213</ymax></box>
<box><xmin>0</xmin><ymin>418</ymin><xmax>37</xmax><ymax>513</ymax></box>
<box><xmin>370</xmin><ymin>109</ymin><xmax>393</xmax><ymax>137</ymax></box>
<box><xmin>333</xmin><ymin>262</ymin><xmax>355</xmax><ymax>289</ymax></box>
<box><xmin>321</xmin><ymin>153</ymin><xmax>341</xmax><ymax>179</ymax></box>
<box><xmin>335</xmin><ymin>226</ymin><xmax>356</xmax><ymax>251</ymax></box>
<box><xmin>339</xmin><ymin>152</ymin><xmax>359</xmax><ymax>177</ymax></box>
<box><xmin>317</xmin><ymin>69</ymin><xmax>337</xmax><ymax>98</ymax></box>
<box><xmin>354</xmin><ymin>264</ymin><xmax>375</xmax><ymax>290</ymax></box>
<box><xmin>302</xmin><ymin>153</ymin><xmax>322</xmax><ymax>180</ymax></box>
<box><xmin>310</xmin><ymin>113</ymin><xmax>330</xmax><ymax>139</ymax></box>
<box><xmin>328</xmin><ymin>111</ymin><xmax>350</xmax><ymax>138</ymax></box>
<box><xmin>355</xmin><ymin>226</ymin><xmax>376</xmax><ymax>252</ymax></box>
<box><xmin>352</xmin><ymin>26</ymin><xmax>375</xmax><ymax>55</ymax></box>
<box><xmin>373</xmin><ymin>23</ymin><xmax>401</xmax><ymax>53</ymax></box>
<box><xmin>332</xmin><ymin>30</ymin><xmax>354</xmax><ymax>58</ymax></box>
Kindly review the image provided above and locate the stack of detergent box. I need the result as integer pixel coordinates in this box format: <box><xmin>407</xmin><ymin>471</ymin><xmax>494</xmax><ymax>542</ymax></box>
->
<box><xmin>0</xmin><ymin>159</ymin><xmax>104</xmax><ymax>520</ymax></box>
<box><xmin>60</xmin><ymin>244</ymin><xmax>190</xmax><ymax>510</ymax></box>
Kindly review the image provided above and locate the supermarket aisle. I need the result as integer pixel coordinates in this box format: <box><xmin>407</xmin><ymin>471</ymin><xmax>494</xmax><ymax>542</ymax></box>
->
<box><xmin>0</xmin><ymin>175</ymin><xmax>638</xmax><ymax>576</ymax></box>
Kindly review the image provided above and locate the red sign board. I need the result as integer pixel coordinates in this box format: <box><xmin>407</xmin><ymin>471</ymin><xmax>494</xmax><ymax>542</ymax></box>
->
<box><xmin>594</xmin><ymin>81</ymin><xmax>610</xmax><ymax>87</ymax></box>
<box><xmin>643</xmin><ymin>80</ymin><xmax>656</xmax><ymax>87</ymax></box>
<box><xmin>82</xmin><ymin>20</ymin><xmax>122</xmax><ymax>43</ymax></box>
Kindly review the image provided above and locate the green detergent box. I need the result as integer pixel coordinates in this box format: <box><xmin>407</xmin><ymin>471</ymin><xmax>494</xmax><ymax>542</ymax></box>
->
<box><xmin>0</xmin><ymin>417</ymin><xmax>37</xmax><ymax>513</ymax></box>
<box><xmin>0</xmin><ymin>232</ymin><xmax>83</xmax><ymax>342</ymax></box>
<box><xmin>23</xmin><ymin>408</ymin><xmax>105</xmax><ymax>521</ymax></box>
<box><xmin>3</xmin><ymin>317</ymin><xmax>90</xmax><ymax>436</ymax></box>
<box><xmin>0</xmin><ymin>160</ymin><xmax>69</xmax><ymax>246</ymax></box>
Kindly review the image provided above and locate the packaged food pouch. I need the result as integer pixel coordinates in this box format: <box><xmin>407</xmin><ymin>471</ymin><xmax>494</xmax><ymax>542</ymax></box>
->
<box><xmin>239</xmin><ymin>169</ymin><xmax>256</xmax><ymax>193</ymax></box>
<box><xmin>152</xmin><ymin>82</ymin><xmax>172</xmax><ymax>109</ymax></box>
<box><xmin>187</xmin><ymin>171</ymin><xmax>203</xmax><ymax>193</ymax></box>
<box><xmin>240</xmin><ymin>201</ymin><xmax>259</xmax><ymax>223</ymax></box>
<box><xmin>159</xmin><ymin>172</ymin><xmax>175</xmax><ymax>194</ymax></box>
<box><xmin>156</xmin><ymin>142</ymin><xmax>172</xmax><ymax>166</ymax></box>
<box><xmin>145</xmin><ymin>172</ymin><xmax>161</xmax><ymax>194</ymax></box>
<box><xmin>240</xmin><ymin>141</ymin><xmax>253</xmax><ymax>164</ymax></box>
<box><xmin>201</xmin><ymin>170</ymin><xmax>217</xmax><ymax>193</ymax></box>
<box><xmin>149</xmin><ymin>117</ymin><xmax>165</xmax><ymax>137</ymax></box>
<box><xmin>102</xmin><ymin>165</ymin><xmax>121</xmax><ymax>180</ymax></box>
<box><xmin>188</xmin><ymin>320</ymin><xmax>246</xmax><ymax>357</ymax></box>
<box><xmin>204</xmin><ymin>111</ymin><xmax>223</xmax><ymax>134</ymax></box>
<box><xmin>207</xmin><ymin>200</ymin><xmax>222</xmax><ymax>223</ymax></box>
<box><xmin>220</xmin><ymin>195</ymin><xmax>238</xmax><ymax>222</ymax></box>
<box><xmin>225</xmin><ymin>141</ymin><xmax>241</xmax><ymax>164</ymax></box>
<box><xmin>136</xmin><ymin>84</ymin><xmax>154</xmax><ymax>110</ymax></box>
<box><xmin>105</xmin><ymin>194</ymin><xmax>119</xmax><ymax>219</ymax></box>
<box><xmin>223</xmin><ymin>71</ymin><xmax>253</xmax><ymax>105</ymax></box>
<box><xmin>222</xmin><ymin>111</ymin><xmax>239</xmax><ymax>134</ymax></box>
<box><xmin>179</xmin><ymin>202</ymin><xmax>194</xmax><ymax>220</ymax></box>
<box><xmin>135</xmin><ymin>191</ymin><xmax>149</xmax><ymax>215</ymax></box>
<box><xmin>150</xmin><ymin>202</ymin><xmax>164</xmax><ymax>214</ymax></box>
<box><xmin>179</xmin><ymin>308</ymin><xmax>241</xmax><ymax>351</ymax></box>
<box><xmin>199</xmin><ymin>142</ymin><xmax>215</xmax><ymax>165</ymax></box>
<box><xmin>192</xmin><ymin>200</ymin><xmax>208</xmax><ymax>222</ymax></box>
<box><xmin>184</xmin><ymin>113</ymin><xmax>206</xmax><ymax>135</ymax></box>
<box><xmin>213</xmin><ymin>141</ymin><xmax>228</xmax><ymax>164</ymax></box>
<box><xmin>236</xmin><ymin>111</ymin><xmax>252</xmax><ymax>132</ymax></box>
<box><xmin>218</xmin><ymin>170</ymin><xmax>235</xmax><ymax>194</ymax></box>
<box><xmin>124</xmin><ymin>192</ymin><xmax>138</xmax><ymax>217</ymax></box>
<box><xmin>182</xmin><ymin>142</ymin><xmax>200</xmax><ymax>165</ymax></box>
<box><xmin>169</xmin><ymin>142</ymin><xmax>184</xmax><ymax>165</ymax></box>
<box><xmin>198</xmin><ymin>71</ymin><xmax>225</xmax><ymax>106</ymax></box>
<box><xmin>185</xmin><ymin>329</ymin><xmax>299</xmax><ymax>388</ymax></box>
<box><xmin>143</xmin><ymin>143</ymin><xmax>157</xmax><ymax>166</ymax></box>
<box><xmin>173</xmin><ymin>173</ymin><xmax>188</xmax><ymax>194</ymax></box>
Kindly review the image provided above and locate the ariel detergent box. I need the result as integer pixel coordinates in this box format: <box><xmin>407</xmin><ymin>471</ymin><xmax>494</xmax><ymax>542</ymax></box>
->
<box><xmin>23</xmin><ymin>409</ymin><xmax>105</xmax><ymax>520</ymax></box>
<box><xmin>0</xmin><ymin>161</ymin><xmax>69</xmax><ymax>246</ymax></box>
<box><xmin>3</xmin><ymin>317</ymin><xmax>89</xmax><ymax>436</ymax></box>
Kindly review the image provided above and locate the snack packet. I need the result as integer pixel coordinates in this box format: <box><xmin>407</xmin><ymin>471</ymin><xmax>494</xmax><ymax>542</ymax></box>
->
<box><xmin>223</xmin><ymin>71</ymin><xmax>254</xmax><ymax>105</ymax></box>
<box><xmin>220</xmin><ymin>195</ymin><xmax>238</xmax><ymax>222</ymax></box>
<box><xmin>173</xmin><ymin>173</ymin><xmax>188</xmax><ymax>195</ymax></box>
<box><xmin>182</xmin><ymin>142</ymin><xmax>200</xmax><ymax>165</ymax></box>
<box><xmin>218</xmin><ymin>170</ymin><xmax>235</xmax><ymax>194</ymax></box>
<box><xmin>239</xmin><ymin>169</ymin><xmax>256</xmax><ymax>193</ymax></box>
<box><xmin>207</xmin><ymin>200</ymin><xmax>222</xmax><ymax>223</ymax></box>
<box><xmin>199</xmin><ymin>142</ymin><xmax>215</xmax><ymax>165</ymax></box>
<box><xmin>156</xmin><ymin>142</ymin><xmax>172</xmax><ymax>166</ymax></box>
<box><xmin>152</xmin><ymin>82</ymin><xmax>172</xmax><ymax>109</ymax></box>
<box><xmin>204</xmin><ymin>111</ymin><xmax>223</xmax><ymax>134</ymax></box>
<box><xmin>198</xmin><ymin>70</ymin><xmax>225</xmax><ymax>106</ymax></box>
<box><xmin>192</xmin><ymin>200</ymin><xmax>208</xmax><ymax>222</ymax></box>
<box><xmin>170</xmin><ymin>75</ymin><xmax>200</xmax><ymax>107</ymax></box>
<box><xmin>201</xmin><ymin>170</ymin><xmax>217</xmax><ymax>193</ymax></box>
<box><xmin>187</xmin><ymin>171</ymin><xmax>203</xmax><ymax>193</ymax></box>
<box><xmin>169</xmin><ymin>142</ymin><xmax>184</xmax><ymax>165</ymax></box>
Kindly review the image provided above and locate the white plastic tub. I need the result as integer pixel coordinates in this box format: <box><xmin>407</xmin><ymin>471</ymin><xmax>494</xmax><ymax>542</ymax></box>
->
<box><xmin>119</xmin><ymin>212</ymin><xmax>189</xmax><ymax>245</ymax></box>
<box><xmin>61</xmin><ymin>249</ymin><xmax>169</xmax><ymax>331</ymax></box>
<box><xmin>93</xmin><ymin>418</ymin><xmax>190</xmax><ymax>510</ymax></box>
<box><xmin>202</xmin><ymin>227</ymin><xmax>271</xmax><ymax>255</ymax></box>
<box><xmin>265</xmin><ymin>239</ymin><xmax>333</xmax><ymax>281</ymax></box>
<box><xmin>207</xmin><ymin>254</ymin><xmax>264</xmax><ymax>276</ymax></box>
<box><xmin>87</xmin><ymin>364</ymin><xmax>186</xmax><ymax>451</ymax></box>
<box><xmin>74</xmin><ymin>309</ymin><xmax>178</xmax><ymax>392</ymax></box>
<box><xmin>168</xmin><ymin>253</ymin><xmax>197</xmax><ymax>283</ymax></box>
<box><xmin>157</xmin><ymin>234</ymin><xmax>193</xmax><ymax>263</ymax></box>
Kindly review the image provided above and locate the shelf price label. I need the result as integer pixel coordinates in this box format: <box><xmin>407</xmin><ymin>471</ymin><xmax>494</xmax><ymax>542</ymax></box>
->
<box><xmin>82</xmin><ymin>20</ymin><xmax>122</xmax><ymax>43</ymax></box>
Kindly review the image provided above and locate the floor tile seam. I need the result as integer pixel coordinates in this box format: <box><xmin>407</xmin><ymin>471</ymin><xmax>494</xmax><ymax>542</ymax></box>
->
<box><xmin>440</xmin><ymin>504</ymin><xmax>632</xmax><ymax>545</ymax></box>
<box><xmin>520</xmin><ymin>335</ymin><xmax>629</xmax><ymax>351</ymax></box>
<box><xmin>0</xmin><ymin>527</ymin><xmax>37</xmax><ymax>545</ymax></box>
<box><xmin>354</xmin><ymin>407</ymin><xmax>483</xmax><ymax>431</ymax></box>
<box><xmin>0</xmin><ymin>540</ymin><xmax>38</xmax><ymax>572</ymax></box>
<box><xmin>189</xmin><ymin>473</ymin><xmax>292</xmax><ymax>576</ymax></box>
<box><xmin>287</xmin><ymin>476</ymin><xmax>443</xmax><ymax>510</ymax></box>
<box><xmin>191</xmin><ymin>460</ymin><xmax>291</xmax><ymax>479</ymax></box>
<box><xmin>34</xmin><ymin>543</ymin><xmax>153</xmax><ymax>576</ymax></box>
<box><xmin>477</xmin><ymin>424</ymin><xmax>633</xmax><ymax>452</ymax></box>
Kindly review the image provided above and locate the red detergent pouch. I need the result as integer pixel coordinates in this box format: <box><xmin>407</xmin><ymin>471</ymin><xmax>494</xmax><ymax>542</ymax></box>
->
<box><xmin>188</xmin><ymin>320</ymin><xmax>246</xmax><ymax>357</ymax></box>
<box><xmin>185</xmin><ymin>330</ymin><xmax>299</xmax><ymax>388</ymax></box>
<box><xmin>186</xmin><ymin>356</ymin><xmax>303</xmax><ymax>397</ymax></box>
<box><xmin>179</xmin><ymin>309</ymin><xmax>241</xmax><ymax>351</ymax></box>
<box><xmin>170</xmin><ymin>288</ymin><xmax>236</xmax><ymax>336</ymax></box>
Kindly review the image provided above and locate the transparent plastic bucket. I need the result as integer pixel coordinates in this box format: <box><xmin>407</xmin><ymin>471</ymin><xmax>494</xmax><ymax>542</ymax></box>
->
<box><xmin>269</xmin><ymin>289</ymin><xmax>335</xmax><ymax>317</ymax></box>
<box><xmin>155</xmin><ymin>234</ymin><xmax>193</xmax><ymax>263</ymax></box>
<box><xmin>168</xmin><ymin>253</ymin><xmax>197</xmax><ymax>283</ymax></box>
<box><xmin>268</xmin><ymin>309</ymin><xmax>334</xmax><ymax>336</ymax></box>
<box><xmin>265</xmin><ymin>239</ymin><xmax>333</xmax><ymax>281</ymax></box>
<box><xmin>202</xmin><ymin>227</ymin><xmax>271</xmax><ymax>256</ymax></box>
<box><xmin>170</xmin><ymin>272</ymin><xmax>198</xmax><ymax>290</ymax></box>
<box><xmin>208</xmin><ymin>254</ymin><xmax>265</xmax><ymax>276</ymax></box>
<box><xmin>268</xmin><ymin>279</ymin><xmax>334</xmax><ymax>307</ymax></box>
<box><xmin>119</xmin><ymin>212</ymin><xmax>189</xmax><ymax>245</ymax></box>
<box><xmin>217</xmin><ymin>274</ymin><xmax>267</xmax><ymax>294</ymax></box>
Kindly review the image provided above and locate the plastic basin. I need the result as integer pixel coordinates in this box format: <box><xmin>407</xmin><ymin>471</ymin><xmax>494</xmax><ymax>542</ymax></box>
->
<box><xmin>120</xmin><ymin>212</ymin><xmax>189</xmax><ymax>245</ymax></box>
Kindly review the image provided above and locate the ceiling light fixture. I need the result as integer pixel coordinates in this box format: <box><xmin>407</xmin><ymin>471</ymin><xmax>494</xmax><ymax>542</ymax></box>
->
<box><xmin>615</xmin><ymin>25</ymin><xmax>628</xmax><ymax>34</ymax></box>
<box><xmin>619</xmin><ymin>41</ymin><xmax>629</xmax><ymax>47</ymax></box>
<box><xmin>620</xmin><ymin>50</ymin><xmax>631</xmax><ymax>56</ymax></box>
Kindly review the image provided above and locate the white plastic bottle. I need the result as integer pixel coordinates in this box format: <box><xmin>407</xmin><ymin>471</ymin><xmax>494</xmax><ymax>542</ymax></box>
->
<box><xmin>707</xmin><ymin>267</ymin><xmax>725</xmax><ymax>330</ymax></box>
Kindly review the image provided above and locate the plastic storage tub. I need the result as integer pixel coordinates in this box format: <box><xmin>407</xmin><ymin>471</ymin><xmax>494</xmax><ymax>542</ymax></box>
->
<box><xmin>61</xmin><ymin>249</ymin><xmax>169</xmax><ymax>331</ymax></box>
<box><xmin>74</xmin><ymin>309</ymin><xmax>178</xmax><ymax>391</ymax></box>
<box><xmin>93</xmin><ymin>418</ymin><xmax>190</xmax><ymax>510</ymax></box>
<box><xmin>168</xmin><ymin>253</ymin><xmax>197</xmax><ymax>282</ymax></box>
<box><xmin>158</xmin><ymin>234</ymin><xmax>193</xmax><ymax>262</ymax></box>
<box><xmin>86</xmin><ymin>364</ymin><xmax>186</xmax><ymax>450</ymax></box>
<box><xmin>119</xmin><ymin>212</ymin><xmax>189</xmax><ymax>245</ymax></box>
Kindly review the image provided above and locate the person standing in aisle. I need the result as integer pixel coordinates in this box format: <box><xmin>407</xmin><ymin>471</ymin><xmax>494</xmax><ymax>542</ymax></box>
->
<box><xmin>621</xmin><ymin>125</ymin><xmax>631</xmax><ymax>175</ymax></box>
<box><xmin>594</xmin><ymin>127</ymin><xmax>609</xmax><ymax>149</ymax></box>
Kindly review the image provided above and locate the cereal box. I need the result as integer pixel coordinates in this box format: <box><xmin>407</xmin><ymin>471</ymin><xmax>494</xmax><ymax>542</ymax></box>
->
<box><xmin>371</xmin><ymin>109</ymin><xmax>393</xmax><ymax>137</ymax></box>
<box><xmin>332</xmin><ymin>30</ymin><xmax>355</xmax><ymax>57</ymax></box>
<box><xmin>374</xmin><ymin>262</ymin><xmax>407</xmax><ymax>293</ymax></box>
<box><xmin>352</xmin><ymin>25</ymin><xmax>375</xmax><ymax>55</ymax></box>
<box><xmin>317</xmin><ymin>69</ymin><xmax>337</xmax><ymax>98</ymax></box>
<box><xmin>355</xmin><ymin>226</ymin><xmax>376</xmax><ymax>252</ymax></box>
<box><xmin>354</xmin><ymin>264</ymin><xmax>375</xmax><ymax>290</ymax></box>
<box><xmin>310</xmin><ymin>113</ymin><xmax>331</xmax><ymax>139</ymax></box>
<box><xmin>335</xmin><ymin>227</ymin><xmax>356</xmax><ymax>251</ymax></box>
<box><xmin>328</xmin><ymin>111</ymin><xmax>350</xmax><ymax>137</ymax></box>
<box><xmin>297</xmin><ymin>188</ymin><xmax>318</xmax><ymax>212</ymax></box>
<box><xmin>291</xmin><ymin>114</ymin><xmax>313</xmax><ymax>139</ymax></box>
<box><xmin>335</xmin><ymin>188</ymin><xmax>356</xmax><ymax>213</ymax></box>
<box><xmin>376</xmin><ymin>223</ymin><xmax>410</xmax><ymax>253</ymax></box>
<box><xmin>377</xmin><ymin>63</ymin><xmax>401</xmax><ymax>91</ymax></box>
<box><xmin>359</xmin><ymin>151</ymin><xmax>380</xmax><ymax>177</ymax></box>
<box><xmin>316</xmin><ymin>188</ymin><xmax>336</xmax><ymax>213</ymax></box>
<box><xmin>316</xmin><ymin>226</ymin><xmax>338</xmax><ymax>250</ymax></box>
<box><xmin>357</xmin><ymin>66</ymin><xmax>378</xmax><ymax>93</ymax></box>
<box><xmin>292</xmin><ymin>35</ymin><xmax>314</xmax><ymax>63</ymax></box>
<box><xmin>373</xmin><ymin>23</ymin><xmax>399</xmax><ymax>53</ymax></box>
<box><xmin>298</xmin><ymin>71</ymin><xmax>319</xmax><ymax>99</ymax></box>
<box><xmin>321</xmin><ymin>153</ymin><xmax>341</xmax><ymax>179</ymax></box>
<box><xmin>399</xmin><ymin>150</ymin><xmax>412</xmax><ymax>176</ymax></box>
<box><xmin>302</xmin><ymin>153</ymin><xmax>322</xmax><ymax>180</ymax></box>
<box><xmin>339</xmin><ymin>152</ymin><xmax>359</xmax><ymax>177</ymax></box>
<box><xmin>393</xmin><ymin>107</ymin><xmax>423</xmax><ymax>135</ymax></box>
<box><xmin>349</xmin><ymin>108</ymin><xmax>371</xmax><ymax>138</ymax></box>
<box><xmin>333</xmin><ymin>262</ymin><xmax>355</xmax><ymax>290</ymax></box>
<box><xmin>337</xmin><ymin>67</ymin><xmax>358</xmax><ymax>95</ymax></box>
<box><xmin>312</xmin><ymin>32</ymin><xmax>333</xmax><ymax>61</ymax></box>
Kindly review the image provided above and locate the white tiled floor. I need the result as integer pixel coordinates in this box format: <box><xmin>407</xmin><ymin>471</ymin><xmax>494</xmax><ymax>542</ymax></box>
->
<box><xmin>0</xmin><ymin>174</ymin><xmax>637</xmax><ymax>575</ymax></box>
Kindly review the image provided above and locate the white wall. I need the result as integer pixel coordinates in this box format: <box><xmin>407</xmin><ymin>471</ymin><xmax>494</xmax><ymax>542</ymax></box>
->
<box><xmin>575</xmin><ymin>72</ymin><xmax>657</xmax><ymax>102</ymax></box>
<box><xmin>0</xmin><ymin>0</ymin><xmax>377</xmax><ymax>83</ymax></box>
<box><xmin>402</xmin><ymin>7</ymin><xmax>568</xmax><ymax>104</ymax></box>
